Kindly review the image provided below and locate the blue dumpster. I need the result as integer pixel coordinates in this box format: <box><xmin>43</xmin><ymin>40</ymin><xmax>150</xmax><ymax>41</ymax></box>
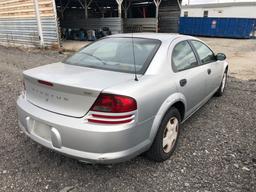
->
<box><xmin>179</xmin><ymin>17</ymin><xmax>256</xmax><ymax>39</ymax></box>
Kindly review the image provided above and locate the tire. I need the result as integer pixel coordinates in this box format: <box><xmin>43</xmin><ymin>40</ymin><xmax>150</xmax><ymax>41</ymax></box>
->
<box><xmin>146</xmin><ymin>107</ymin><xmax>181</xmax><ymax>162</ymax></box>
<box><xmin>215</xmin><ymin>70</ymin><xmax>228</xmax><ymax>97</ymax></box>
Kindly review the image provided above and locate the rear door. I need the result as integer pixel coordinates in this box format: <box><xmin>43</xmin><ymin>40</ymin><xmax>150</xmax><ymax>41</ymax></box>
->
<box><xmin>171</xmin><ymin>40</ymin><xmax>208</xmax><ymax>115</ymax></box>
<box><xmin>189</xmin><ymin>40</ymin><xmax>223</xmax><ymax>97</ymax></box>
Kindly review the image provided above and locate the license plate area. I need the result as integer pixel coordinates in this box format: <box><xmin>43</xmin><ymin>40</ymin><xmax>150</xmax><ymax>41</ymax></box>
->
<box><xmin>27</xmin><ymin>118</ymin><xmax>51</xmax><ymax>141</ymax></box>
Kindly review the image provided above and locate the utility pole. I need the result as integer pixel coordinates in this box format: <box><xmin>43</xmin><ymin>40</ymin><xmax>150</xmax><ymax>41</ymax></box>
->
<box><xmin>116</xmin><ymin>0</ymin><xmax>124</xmax><ymax>18</ymax></box>
<box><xmin>153</xmin><ymin>0</ymin><xmax>162</xmax><ymax>32</ymax></box>
<box><xmin>33</xmin><ymin>0</ymin><xmax>44</xmax><ymax>47</ymax></box>
<box><xmin>84</xmin><ymin>0</ymin><xmax>93</xmax><ymax>19</ymax></box>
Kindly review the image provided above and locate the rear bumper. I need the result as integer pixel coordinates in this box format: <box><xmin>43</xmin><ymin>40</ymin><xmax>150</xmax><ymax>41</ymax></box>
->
<box><xmin>17</xmin><ymin>95</ymin><xmax>153</xmax><ymax>164</ymax></box>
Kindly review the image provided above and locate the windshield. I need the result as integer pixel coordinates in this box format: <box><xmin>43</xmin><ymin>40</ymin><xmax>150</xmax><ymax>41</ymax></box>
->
<box><xmin>64</xmin><ymin>37</ymin><xmax>161</xmax><ymax>74</ymax></box>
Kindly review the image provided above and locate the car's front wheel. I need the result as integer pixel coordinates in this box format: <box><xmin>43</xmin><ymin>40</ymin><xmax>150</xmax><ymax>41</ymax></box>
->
<box><xmin>146</xmin><ymin>107</ymin><xmax>181</xmax><ymax>162</ymax></box>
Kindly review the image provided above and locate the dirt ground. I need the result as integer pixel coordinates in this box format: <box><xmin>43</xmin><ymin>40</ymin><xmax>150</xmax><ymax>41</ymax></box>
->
<box><xmin>201</xmin><ymin>37</ymin><xmax>256</xmax><ymax>80</ymax></box>
<box><xmin>0</xmin><ymin>37</ymin><xmax>255</xmax><ymax>192</ymax></box>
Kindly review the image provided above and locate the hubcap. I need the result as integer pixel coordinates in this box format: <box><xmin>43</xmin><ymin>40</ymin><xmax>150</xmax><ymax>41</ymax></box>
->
<box><xmin>221</xmin><ymin>73</ymin><xmax>227</xmax><ymax>92</ymax></box>
<box><xmin>163</xmin><ymin>117</ymin><xmax>179</xmax><ymax>153</ymax></box>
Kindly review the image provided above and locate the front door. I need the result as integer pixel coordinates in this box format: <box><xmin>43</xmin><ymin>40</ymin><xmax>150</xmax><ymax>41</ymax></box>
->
<box><xmin>189</xmin><ymin>40</ymin><xmax>223</xmax><ymax>97</ymax></box>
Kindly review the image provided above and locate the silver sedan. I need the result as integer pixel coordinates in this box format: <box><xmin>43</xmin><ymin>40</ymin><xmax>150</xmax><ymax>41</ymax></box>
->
<box><xmin>17</xmin><ymin>33</ymin><xmax>228</xmax><ymax>163</ymax></box>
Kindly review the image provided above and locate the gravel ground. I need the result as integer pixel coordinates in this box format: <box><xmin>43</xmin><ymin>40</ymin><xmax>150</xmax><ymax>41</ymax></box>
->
<box><xmin>0</xmin><ymin>44</ymin><xmax>256</xmax><ymax>192</ymax></box>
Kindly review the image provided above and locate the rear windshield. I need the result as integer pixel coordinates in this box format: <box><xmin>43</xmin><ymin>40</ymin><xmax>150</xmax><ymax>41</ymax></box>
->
<box><xmin>64</xmin><ymin>37</ymin><xmax>161</xmax><ymax>74</ymax></box>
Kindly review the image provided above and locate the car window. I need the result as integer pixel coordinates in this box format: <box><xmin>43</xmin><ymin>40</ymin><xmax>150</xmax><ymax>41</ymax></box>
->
<box><xmin>190</xmin><ymin>40</ymin><xmax>216</xmax><ymax>64</ymax></box>
<box><xmin>172</xmin><ymin>41</ymin><xmax>198</xmax><ymax>72</ymax></box>
<box><xmin>64</xmin><ymin>37</ymin><xmax>161</xmax><ymax>74</ymax></box>
<box><xmin>92</xmin><ymin>42</ymin><xmax>118</xmax><ymax>58</ymax></box>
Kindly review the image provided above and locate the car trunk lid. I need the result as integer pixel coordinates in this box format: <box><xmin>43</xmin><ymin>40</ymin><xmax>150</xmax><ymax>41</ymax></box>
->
<box><xmin>23</xmin><ymin>62</ymin><xmax>134</xmax><ymax>117</ymax></box>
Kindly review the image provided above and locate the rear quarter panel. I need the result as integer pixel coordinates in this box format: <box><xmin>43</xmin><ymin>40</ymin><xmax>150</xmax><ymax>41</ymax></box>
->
<box><xmin>103</xmin><ymin>74</ymin><xmax>181</xmax><ymax>146</ymax></box>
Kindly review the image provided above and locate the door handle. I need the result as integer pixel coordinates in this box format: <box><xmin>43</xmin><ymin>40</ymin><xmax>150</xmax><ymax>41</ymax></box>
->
<box><xmin>180</xmin><ymin>79</ymin><xmax>187</xmax><ymax>87</ymax></box>
<box><xmin>207</xmin><ymin>69</ymin><xmax>211</xmax><ymax>75</ymax></box>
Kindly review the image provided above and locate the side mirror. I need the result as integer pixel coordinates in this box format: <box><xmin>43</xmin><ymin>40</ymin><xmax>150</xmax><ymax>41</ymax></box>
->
<box><xmin>216</xmin><ymin>53</ymin><xmax>226</xmax><ymax>61</ymax></box>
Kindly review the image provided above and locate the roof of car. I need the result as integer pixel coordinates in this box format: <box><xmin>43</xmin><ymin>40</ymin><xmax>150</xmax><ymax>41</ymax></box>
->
<box><xmin>110</xmin><ymin>33</ymin><xmax>182</xmax><ymax>42</ymax></box>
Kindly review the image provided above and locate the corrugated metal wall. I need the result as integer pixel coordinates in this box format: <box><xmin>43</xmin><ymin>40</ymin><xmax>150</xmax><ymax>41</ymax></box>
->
<box><xmin>0</xmin><ymin>0</ymin><xmax>59</xmax><ymax>48</ymax></box>
<box><xmin>0</xmin><ymin>17</ymin><xmax>39</xmax><ymax>46</ymax></box>
<box><xmin>41</xmin><ymin>16</ymin><xmax>59</xmax><ymax>47</ymax></box>
<box><xmin>159</xmin><ymin>0</ymin><xmax>181</xmax><ymax>33</ymax></box>
<box><xmin>123</xmin><ymin>18</ymin><xmax>158</xmax><ymax>32</ymax></box>
<box><xmin>61</xmin><ymin>18</ymin><xmax>123</xmax><ymax>34</ymax></box>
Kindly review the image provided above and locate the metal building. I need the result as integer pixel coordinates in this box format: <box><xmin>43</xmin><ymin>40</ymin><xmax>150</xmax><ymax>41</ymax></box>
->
<box><xmin>0</xmin><ymin>0</ymin><xmax>60</xmax><ymax>47</ymax></box>
<box><xmin>0</xmin><ymin>0</ymin><xmax>181</xmax><ymax>48</ymax></box>
<box><xmin>179</xmin><ymin>2</ymin><xmax>256</xmax><ymax>38</ymax></box>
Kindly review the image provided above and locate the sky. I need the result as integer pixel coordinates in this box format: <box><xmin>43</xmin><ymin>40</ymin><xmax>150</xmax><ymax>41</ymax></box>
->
<box><xmin>182</xmin><ymin>0</ymin><xmax>256</xmax><ymax>5</ymax></box>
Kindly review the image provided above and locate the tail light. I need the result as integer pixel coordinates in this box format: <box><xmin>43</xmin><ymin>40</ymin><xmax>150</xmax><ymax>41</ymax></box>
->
<box><xmin>87</xmin><ymin>93</ymin><xmax>137</xmax><ymax>125</ymax></box>
<box><xmin>38</xmin><ymin>80</ymin><xmax>53</xmax><ymax>87</ymax></box>
<box><xmin>90</xmin><ymin>93</ymin><xmax>137</xmax><ymax>113</ymax></box>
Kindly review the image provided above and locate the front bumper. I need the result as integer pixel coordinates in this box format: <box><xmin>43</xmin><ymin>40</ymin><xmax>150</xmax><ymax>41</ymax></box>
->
<box><xmin>17</xmin><ymin>95</ymin><xmax>153</xmax><ymax>164</ymax></box>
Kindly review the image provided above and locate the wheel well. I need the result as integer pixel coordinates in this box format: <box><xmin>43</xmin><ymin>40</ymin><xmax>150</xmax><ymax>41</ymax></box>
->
<box><xmin>172</xmin><ymin>101</ymin><xmax>185</xmax><ymax>121</ymax></box>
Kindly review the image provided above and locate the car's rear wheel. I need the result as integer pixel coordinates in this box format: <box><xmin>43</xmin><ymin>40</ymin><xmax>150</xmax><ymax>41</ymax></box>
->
<box><xmin>146</xmin><ymin>107</ymin><xmax>181</xmax><ymax>162</ymax></box>
<box><xmin>216</xmin><ymin>70</ymin><xmax>228</xmax><ymax>97</ymax></box>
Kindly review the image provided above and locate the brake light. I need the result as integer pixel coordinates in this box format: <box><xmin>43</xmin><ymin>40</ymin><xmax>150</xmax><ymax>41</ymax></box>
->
<box><xmin>90</xmin><ymin>93</ymin><xmax>137</xmax><ymax>113</ymax></box>
<box><xmin>88</xmin><ymin>119</ymin><xmax>133</xmax><ymax>124</ymax></box>
<box><xmin>91</xmin><ymin>114</ymin><xmax>133</xmax><ymax>119</ymax></box>
<box><xmin>38</xmin><ymin>80</ymin><xmax>53</xmax><ymax>87</ymax></box>
<box><xmin>87</xmin><ymin>93</ymin><xmax>137</xmax><ymax>125</ymax></box>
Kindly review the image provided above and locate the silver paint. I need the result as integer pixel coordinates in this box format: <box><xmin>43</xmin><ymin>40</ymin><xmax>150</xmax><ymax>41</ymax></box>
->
<box><xmin>17</xmin><ymin>33</ymin><xmax>228</xmax><ymax>163</ymax></box>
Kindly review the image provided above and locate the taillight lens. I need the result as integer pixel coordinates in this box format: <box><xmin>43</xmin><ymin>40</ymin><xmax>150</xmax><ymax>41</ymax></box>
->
<box><xmin>90</xmin><ymin>93</ymin><xmax>137</xmax><ymax>113</ymax></box>
<box><xmin>88</xmin><ymin>119</ymin><xmax>133</xmax><ymax>124</ymax></box>
<box><xmin>38</xmin><ymin>80</ymin><xmax>53</xmax><ymax>87</ymax></box>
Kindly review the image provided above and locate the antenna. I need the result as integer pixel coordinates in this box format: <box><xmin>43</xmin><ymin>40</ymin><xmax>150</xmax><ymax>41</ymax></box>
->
<box><xmin>131</xmin><ymin>28</ymin><xmax>138</xmax><ymax>81</ymax></box>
